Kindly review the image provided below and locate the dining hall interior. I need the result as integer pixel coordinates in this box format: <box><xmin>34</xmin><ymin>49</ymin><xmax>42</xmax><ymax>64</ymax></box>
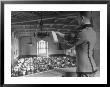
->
<box><xmin>11</xmin><ymin>11</ymin><xmax>100</xmax><ymax>77</ymax></box>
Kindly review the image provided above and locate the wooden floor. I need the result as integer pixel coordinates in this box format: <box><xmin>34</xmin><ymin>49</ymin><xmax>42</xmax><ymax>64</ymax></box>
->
<box><xmin>23</xmin><ymin>70</ymin><xmax>62</xmax><ymax>77</ymax></box>
<box><xmin>22</xmin><ymin>67</ymin><xmax>76</xmax><ymax>77</ymax></box>
<box><xmin>22</xmin><ymin>67</ymin><xmax>100</xmax><ymax>77</ymax></box>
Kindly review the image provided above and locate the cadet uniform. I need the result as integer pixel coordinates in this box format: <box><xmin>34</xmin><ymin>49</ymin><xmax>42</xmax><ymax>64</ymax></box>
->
<box><xmin>75</xmin><ymin>25</ymin><xmax>97</xmax><ymax>77</ymax></box>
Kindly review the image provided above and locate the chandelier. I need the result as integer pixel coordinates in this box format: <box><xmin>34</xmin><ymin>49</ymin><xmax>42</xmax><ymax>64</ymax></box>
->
<box><xmin>37</xmin><ymin>12</ymin><xmax>49</xmax><ymax>38</ymax></box>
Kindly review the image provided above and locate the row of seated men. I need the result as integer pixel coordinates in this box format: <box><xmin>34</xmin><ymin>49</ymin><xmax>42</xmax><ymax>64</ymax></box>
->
<box><xmin>11</xmin><ymin>55</ymin><xmax>76</xmax><ymax>77</ymax></box>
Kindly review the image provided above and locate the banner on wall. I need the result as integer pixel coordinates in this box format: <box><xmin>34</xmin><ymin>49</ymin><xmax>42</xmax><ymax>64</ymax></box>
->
<box><xmin>51</xmin><ymin>31</ymin><xmax>58</xmax><ymax>42</ymax></box>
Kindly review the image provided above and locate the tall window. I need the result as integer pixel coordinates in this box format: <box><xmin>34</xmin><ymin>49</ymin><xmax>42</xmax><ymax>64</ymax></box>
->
<box><xmin>37</xmin><ymin>40</ymin><xmax>48</xmax><ymax>56</ymax></box>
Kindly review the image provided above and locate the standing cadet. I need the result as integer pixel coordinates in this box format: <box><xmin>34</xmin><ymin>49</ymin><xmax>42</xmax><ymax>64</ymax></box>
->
<box><xmin>75</xmin><ymin>12</ymin><xmax>97</xmax><ymax>77</ymax></box>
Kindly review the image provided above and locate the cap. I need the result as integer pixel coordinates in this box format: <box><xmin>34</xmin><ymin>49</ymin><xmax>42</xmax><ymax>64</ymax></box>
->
<box><xmin>82</xmin><ymin>16</ymin><xmax>91</xmax><ymax>24</ymax></box>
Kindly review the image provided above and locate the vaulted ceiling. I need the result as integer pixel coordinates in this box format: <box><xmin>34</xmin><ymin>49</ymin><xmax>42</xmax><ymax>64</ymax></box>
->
<box><xmin>11</xmin><ymin>11</ymin><xmax>81</xmax><ymax>35</ymax></box>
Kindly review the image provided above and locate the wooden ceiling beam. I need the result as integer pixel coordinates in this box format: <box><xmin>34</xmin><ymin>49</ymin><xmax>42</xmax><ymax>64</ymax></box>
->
<box><xmin>11</xmin><ymin>14</ymin><xmax>78</xmax><ymax>24</ymax></box>
<box><xmin>12</xmin><ymin>28</ymin><xmax>78</xmax><ymax>33</ymax></box>
<box><xmin>11</xmin><ymin>23</ymin><xmax>77</xmax><ymax>28</ymax></box>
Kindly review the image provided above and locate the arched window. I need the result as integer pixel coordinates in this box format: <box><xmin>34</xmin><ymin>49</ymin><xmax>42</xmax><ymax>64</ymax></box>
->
<box><xmin>37</xmin><ymin>40</ymin><xmax>48</xmax><ymax>56</ymax></box>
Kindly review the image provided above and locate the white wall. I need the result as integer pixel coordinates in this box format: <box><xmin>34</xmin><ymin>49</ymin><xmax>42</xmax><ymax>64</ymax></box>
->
<box><xmin>19</xmin><ymin>32</ymin><xmax>64</xmax><ymax>56</ymax></box>
<box><xmin>11</xmin><ymin>32</ymin><xmax>19</xmax><ymax>65</ymax></box>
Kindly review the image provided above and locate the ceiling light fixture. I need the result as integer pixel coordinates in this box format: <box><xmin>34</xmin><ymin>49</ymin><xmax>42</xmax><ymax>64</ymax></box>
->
<box><xmin>37</xmin><ymin>12</ymin><xmax>49</xmax><ymax>38</ymax></box>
